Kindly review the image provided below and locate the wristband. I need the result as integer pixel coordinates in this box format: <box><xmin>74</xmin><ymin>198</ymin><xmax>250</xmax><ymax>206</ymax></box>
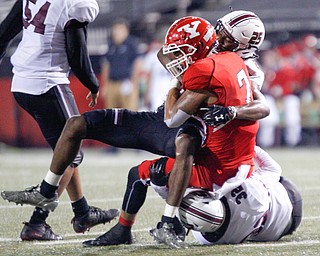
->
<box><xmin>169</xmin><ymin>78</ymin><xmax>181</xmax><ymax>90</ymax></box>
<box><xmin>164</xmin><ymin>203</ymin><xmax>179</xmax><ymax>218</ymax></box>
<box><xmin>229</xmin><ymin>106</ymin><xmax>237</xmax><ymax>119</ymax></box>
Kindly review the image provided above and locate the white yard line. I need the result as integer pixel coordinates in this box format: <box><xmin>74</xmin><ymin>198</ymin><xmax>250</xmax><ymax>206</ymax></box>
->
<box><xmin>1</xmin><ymin>235</ymin><xmax>319</xmax><ymax>248</ymax></box>
<box><xmin>240</xmin><ymin>240</ymin><xmax>320</xmax><ymax>247</ymax></box>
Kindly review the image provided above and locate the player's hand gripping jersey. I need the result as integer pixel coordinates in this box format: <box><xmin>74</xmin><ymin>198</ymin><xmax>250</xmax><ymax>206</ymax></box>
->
<box><xmin>11</xmin><ymin>0</ymin><xmax>99</xmax><ymax>94</ymax></box>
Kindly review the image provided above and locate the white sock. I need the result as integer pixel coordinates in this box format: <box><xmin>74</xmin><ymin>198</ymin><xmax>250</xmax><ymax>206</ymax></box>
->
<box><xmin>44</xmin><ymin>170</ymin><xmax>62</xmax><ymax>186</ymax></box>
<box><xmin>164</xmin><ymin>203</ymin><xmax>179</xmax><ymax>218</ymax></box>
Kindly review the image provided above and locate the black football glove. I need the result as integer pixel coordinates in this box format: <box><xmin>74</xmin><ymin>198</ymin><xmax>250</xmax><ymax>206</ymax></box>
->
<box><xmin>150</xmin><ymin>157</ymin><xmax>169</xmax><ymax>186</ymax></box>
<box><xmin>201</xmin><ymin>105</ymin><xmax>237</xmax><ymax>127</ymax></box>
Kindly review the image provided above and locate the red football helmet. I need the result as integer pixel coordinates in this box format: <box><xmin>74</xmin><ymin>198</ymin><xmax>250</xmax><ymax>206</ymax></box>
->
<box><xmin>163</xmin><ymin>16</ymin><xmax>216</xmax><ymax>78</ymax></box>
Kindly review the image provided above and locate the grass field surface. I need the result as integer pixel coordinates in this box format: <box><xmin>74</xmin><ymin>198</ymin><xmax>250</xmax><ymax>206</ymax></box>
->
<box><xmin>0</xmin><ymin>147</ymin><xmax>319</xmax><ymax>256</ymax></box>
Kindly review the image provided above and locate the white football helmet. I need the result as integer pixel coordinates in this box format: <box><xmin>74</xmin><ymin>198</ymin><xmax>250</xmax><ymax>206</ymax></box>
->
<box><xmin>214</xmin><ymin>10</ymin><xmax>265</xmax><ymax>59</ymax></box>
<box><xmin>178</xmin><ymin>189</ymin><xmax>225</xmax><ymax>233</ymax></box>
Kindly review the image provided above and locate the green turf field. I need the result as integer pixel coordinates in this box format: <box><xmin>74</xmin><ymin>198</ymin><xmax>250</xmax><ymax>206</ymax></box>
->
<box><xmin>0</xmin><ymin>147</ymin><xmax>319</xmax><ymax>256</ymax></box>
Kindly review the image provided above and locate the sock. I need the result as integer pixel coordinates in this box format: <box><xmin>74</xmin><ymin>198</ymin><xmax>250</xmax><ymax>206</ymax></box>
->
<box><xmin>163</xmin><ymin>203</ymin><xmax>179</xmax><ymax>219</ymax></box>
<box><xmin>71</xmin><ymin>197</ymin><xmax>90</xmax><ymax>218</ymax></box>
<box><xmin>39</xmin><ymin>180</ymin><xmax>58</xmax><ymax>199</ymax></box>
<box><xmin>44</xmin><ymin>170</ymin><xmax>62</xmax><ymax>186</ymax></box>
<box><xmin>118</xmin><ymin>215</ymin><xmax>135</xmax><ymax>227</ymax></box>
<box><xmin>161</xmin><ymin>215</ymin><xmax>175</xmax><ymax>224</ymax></box>
<box><xmin>29</xmin><ymin>207</ymin><xmax>49</xmax><ymax>225</ymax></box>
<box><xmin>160</xmin><ymin>203</ymin><xmax>179</xmax><ymax>224</ymax></box>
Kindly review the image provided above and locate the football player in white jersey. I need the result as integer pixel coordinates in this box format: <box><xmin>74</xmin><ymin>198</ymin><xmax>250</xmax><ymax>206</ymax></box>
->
<box><xmin>137</xmin><ymin>147</ymin><xmax>301</xmax><ymax>247</ymax></box>
<box><xmin>201</xmin><ymin>10</ymin><xmax>267</xmax><ymax>127</ymax></box>
<box><xmin>183</xmin><ymin>146</ymin><xmax>301</xmax><ymax>245</ymax></box>
<box><xmin>0</xmin><ymin>0</ymin><xmax>118</xmax><ymax>240</ymax></box>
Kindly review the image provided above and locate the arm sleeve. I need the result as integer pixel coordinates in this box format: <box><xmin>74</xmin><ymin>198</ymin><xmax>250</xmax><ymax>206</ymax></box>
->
<box><xmin>164</xmin><ymin>109</ymin><xmax>191</xmax><ymax>128</ymax></box>
<box><xmin>65</xmin><ymin>20</ymin><xmax>99</xmax><ymax>93</ymax></box>
<box><xmin>0</xmin><ymin>0</ymin><xmax>23</xmax><ymax>61</ymax></box>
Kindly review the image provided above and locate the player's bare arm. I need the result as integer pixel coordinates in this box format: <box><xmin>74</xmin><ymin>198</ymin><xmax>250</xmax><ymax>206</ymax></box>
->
<box><xmin>164</xmin><ymin>89</ymin><xmax>211</xmax><ymax>128</ymax></box>
<box><xmin>235</xmin><ymin>86</ymin><xmax>269</xmax><ymax>120</ymax></box>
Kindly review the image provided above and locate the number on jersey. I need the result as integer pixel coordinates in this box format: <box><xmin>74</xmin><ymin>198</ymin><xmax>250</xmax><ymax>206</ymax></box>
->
<box><xmin>23</xmin><ymin>0</ymin><xmax>51</xmax><ymax>35</ymax></box>
<box><xmin>237</xmin><ymin>69</ymin><xmax>251</xmax><ymax>103</ymax></box>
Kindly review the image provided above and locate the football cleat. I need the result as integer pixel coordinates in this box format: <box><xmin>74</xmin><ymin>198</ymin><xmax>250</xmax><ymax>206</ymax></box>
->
<box><xmin>82</xmin><ymin>222</ymin><xmax>133</xmax><ymax>246</ymax></box>
<box><xmin>72</xmin><ymin>206</ymin><xmax>119</xmax><ymax>233</ymax></box>
<box><xmin>173</xmin><ymin>216</ymin><xmax>186</xmax><ymax>241</ymax></box>
<box><xmin>149</xmin><ymin>222</ymin><xmax>187</xmax><ymax>249</ymax></box>
<box><xmin>20</xmin><ymin>222</ymin><xmax>62</xmax><ymax>241</ymax></box>
<box><xmin>1</xmin><ymin>185</ymin><xmax>58</xmax><ymax>212</ymax></box>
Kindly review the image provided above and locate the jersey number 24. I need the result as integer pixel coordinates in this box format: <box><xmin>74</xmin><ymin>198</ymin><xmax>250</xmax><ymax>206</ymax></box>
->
<box><xmin>23</xmin><ymin>0</ymin><xmax>51</xmax><ymax>35</ymax></box>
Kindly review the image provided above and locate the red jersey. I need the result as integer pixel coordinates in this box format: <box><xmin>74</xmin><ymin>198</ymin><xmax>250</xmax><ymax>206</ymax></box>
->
<box><xmin>182</xmin><ymin>52</ymin><xmax>259</xmax><ymax>187</ymax></box>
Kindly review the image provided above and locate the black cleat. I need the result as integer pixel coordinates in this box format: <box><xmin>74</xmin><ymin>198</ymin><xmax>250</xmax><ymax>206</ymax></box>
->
<box><xmin>20</xmin><ymin>222</ymin><xmax>62</xmax><ymax>241</ymax></box>
<box><xmin>82</xmin><ymin>222</ymin><xmax>133</xmax><ymax>246</ymax></box>
<box><xmin>72</xmin><ymin>206</ymin><xmax>119</xmax><ymax>233</ymax></box>
<box><xmin>173</xmin><ymin>216</ymin><xmax>186</xmax><ymax>241</ymax></box>
<box><xmin>1</xmin><ymin>185</ymin><xmax>58</xmax><ymax>212</ymax></box>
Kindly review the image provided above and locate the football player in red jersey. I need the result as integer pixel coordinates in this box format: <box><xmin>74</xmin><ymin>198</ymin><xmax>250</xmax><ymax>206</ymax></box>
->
<box><xmin>149</xmin><ymin>15</ymin><xmax>266</xmax><ymax>246</ymax></box>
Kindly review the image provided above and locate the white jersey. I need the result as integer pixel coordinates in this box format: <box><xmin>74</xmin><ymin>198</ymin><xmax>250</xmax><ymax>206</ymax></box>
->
<box><xmin>191</xmin><ymin>146</ymin><xmax>293</xmax><ymax>244</ymax></box>
<box><xmin>248</xmin><ymin>147</ymin><xmax>293</xmax><ymax>242</ymax></box>
<box><xmin>11</xmin><ymin>0</ymin><xmax>99</xmax><ymax>95</ymax></box>
<box><xmin>244</xmin><ymin>58</ymin><xmax>265</xmax><ymax>90</ymax></box>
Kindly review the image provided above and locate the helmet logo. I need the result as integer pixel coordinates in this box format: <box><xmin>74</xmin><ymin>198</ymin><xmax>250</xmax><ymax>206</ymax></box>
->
<box><xmin>177</xmin><ymin>20</ymin><xmax>201</xmax><ymax>39</ymax></box>
<box><xmin>204</xmin><ymin>27</ymin><xmax>215</xmax><ymax>42</ymax></box>
<box><xmin>248</xmin><ymin>31</ymin><xmax>263</xmax><ymax>46</ymax></box>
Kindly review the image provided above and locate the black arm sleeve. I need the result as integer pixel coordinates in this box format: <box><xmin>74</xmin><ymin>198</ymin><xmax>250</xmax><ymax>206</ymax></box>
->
<box><xmin>0</xmin><ymin>0</ymin><xmax>23</xmax><ymax>61</ymax></box>
<box><xmin>65</xmin><ymin>20</ymin><xmax>99</xmax><ymax>94</ymax></box>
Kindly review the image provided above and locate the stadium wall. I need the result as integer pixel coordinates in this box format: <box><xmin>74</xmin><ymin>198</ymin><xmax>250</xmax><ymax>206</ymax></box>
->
<box><xmin>0</xmin><ymin>76</ymin><xmax>106</xmax><ymax>148</ymax></box>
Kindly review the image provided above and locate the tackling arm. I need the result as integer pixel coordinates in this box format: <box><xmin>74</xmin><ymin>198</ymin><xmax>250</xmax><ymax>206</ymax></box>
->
<box><xmin>234</xmin><ymin>84</ymin><xmax>270</xmax><ymax>120</ymax></box>
<box><xmin>202</xmin><ymin>82</ymin><xmax>269</xmax><ymax>126</ymax></box>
